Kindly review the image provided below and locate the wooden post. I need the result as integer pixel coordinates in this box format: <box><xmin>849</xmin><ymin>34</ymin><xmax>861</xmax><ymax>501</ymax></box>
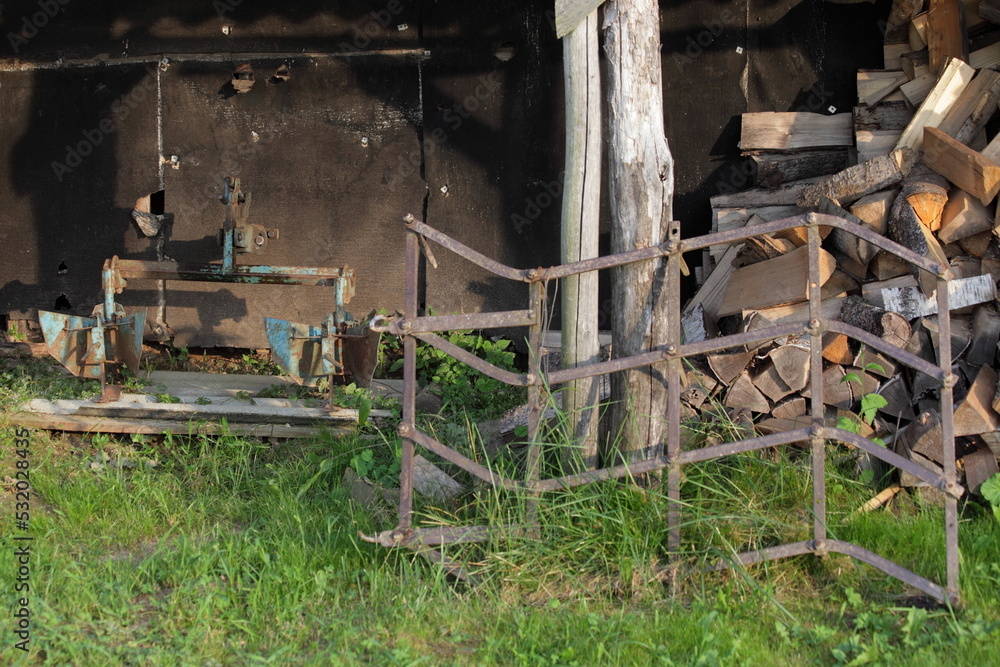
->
<box><xmin>604</xmin><ymin>0</ymin><xmax>674</xmax><ymax>465</ymax></box>
<box><xmin>560</xmin><ymin>9</ymin><xmax>602</xmax><ymax>471</ymax></box>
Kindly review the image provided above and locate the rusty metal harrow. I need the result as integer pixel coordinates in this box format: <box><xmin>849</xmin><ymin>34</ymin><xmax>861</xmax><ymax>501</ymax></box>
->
<box><xmin>366</xmin><ymin>212</ymin><xmax>961</xmax><ymax>606</ymax></box>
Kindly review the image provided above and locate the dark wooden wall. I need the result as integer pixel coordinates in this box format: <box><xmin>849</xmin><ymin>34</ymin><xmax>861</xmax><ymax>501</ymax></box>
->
<box><xmin>0</xmin><ymin>0</ymin><xmax>887</xmax><ymax>347</ymax></box>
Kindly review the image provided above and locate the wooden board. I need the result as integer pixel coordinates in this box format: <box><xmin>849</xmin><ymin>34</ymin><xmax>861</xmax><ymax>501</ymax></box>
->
<box><xmin>895</xmin><ymin>57</ymin><xmax>976</xmax><ymax>153</ymax></box>
<box><xmin>922</xmin><ymin>126</ymin><xmax>1000</xmax><ymax>205</ymax></box>
<box><xmin>740</xmin><ymin>112</ymin><xmax>854</xmax><ymax>150</ymax></box>
<box><xmin>718</xmin><ymin>246</ymin><xmax>836</xmax><ymax>317</ymax></box>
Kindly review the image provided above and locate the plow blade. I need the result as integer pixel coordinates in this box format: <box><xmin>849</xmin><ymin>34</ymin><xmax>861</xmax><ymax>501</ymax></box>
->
<box><xmin>38</xmin><ymin>310</ymin><xmax>145</xmax><ymax>379</ymax></box>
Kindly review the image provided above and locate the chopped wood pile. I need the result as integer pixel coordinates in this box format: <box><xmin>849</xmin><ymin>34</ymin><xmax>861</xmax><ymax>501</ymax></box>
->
<box><xmin>684</xmin><ymin>0</ymin><xmax>1000</xmax><ymax>502</ymax></box>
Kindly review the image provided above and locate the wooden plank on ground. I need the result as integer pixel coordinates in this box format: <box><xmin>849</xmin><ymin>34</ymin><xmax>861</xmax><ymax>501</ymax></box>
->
<box><xmin>8</xmin><ymin>412</ymin><xmax>347</xmax><ymax>439</ymax></box>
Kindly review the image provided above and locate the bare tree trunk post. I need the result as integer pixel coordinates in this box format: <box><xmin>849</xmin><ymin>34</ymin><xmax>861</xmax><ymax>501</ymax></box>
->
<box><xmin>603</xmin><ymin>0</ymin><xmax>674</xmax><ymax>467</ymax></box>
<box><xmin>560</xmin><ymin>9</ymin><xmax>602</xmax><ymax>472</ymax></box>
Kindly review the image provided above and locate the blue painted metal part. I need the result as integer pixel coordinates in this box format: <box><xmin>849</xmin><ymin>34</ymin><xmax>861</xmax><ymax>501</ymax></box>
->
<box><xmin>264</xmin><ymin>317</ymin><xmax>341</xmax><ymax>386</ymax></box>
<box><xmin>38</xmin><ymin>309</ymin><xmax>145</xmax><ymax>379</ymax></box>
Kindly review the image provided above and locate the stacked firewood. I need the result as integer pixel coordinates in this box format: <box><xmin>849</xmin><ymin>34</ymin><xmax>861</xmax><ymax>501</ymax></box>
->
<box><xmin>683</xmin><ymin>1</ymin><xmax>1000</xmax><ymax>500</ymax></box>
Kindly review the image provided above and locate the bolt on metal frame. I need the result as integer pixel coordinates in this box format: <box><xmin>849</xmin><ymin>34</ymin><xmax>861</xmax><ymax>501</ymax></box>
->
<box><xmin>368</xmin><ymin>212</ymin><xmax>962</xmax><ymax>606</ymax></box>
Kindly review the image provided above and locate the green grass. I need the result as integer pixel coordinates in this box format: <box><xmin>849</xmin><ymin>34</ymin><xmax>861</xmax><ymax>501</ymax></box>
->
<box><xmin>0</xmin><ymin>360</ymin><xmax>997</xmax><ymax>665</ymax></box>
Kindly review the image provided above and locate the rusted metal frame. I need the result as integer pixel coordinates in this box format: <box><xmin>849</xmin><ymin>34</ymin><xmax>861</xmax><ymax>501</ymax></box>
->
<box><xmin>936</xmin><ymin>274</ymin><xmax>960</xmax><ymax>605</ymax></box>
<box><xmin>824</xmin><ymin>321</ymin><xmax>945</xmax><ymax>380</ymax></box>
<box><xmin>665</xmin><ymin>221</ymin><xmax>684</xmax><ymax>554</ymax></box>
<box><xmin>532</xmin><ymin>430</ymin><xmax>810</xmax><ymax>492</ymax></box>
<box><xmin>383</xmin><ymin>310</ymin><xmax>538</xmax><ymax>336</ymax></box>
<box><xmin>546</xmin><ymin>323</ymin><xmax>804</xmax><ymax>387</ymax></box>
<box><xmin>407</xmin><ymin>428</ymin><xmax>523</xmax><ymax>490</ymax></box>
<box><xmin>536</xmin><ymin>243</ymin><xmax>669</xmax><ymax>280</ymax></box>
<box><xmin>398</xmin><ymin>230</ymin><xmax>419</xmax><ymax>530</ymax></box>
<box><xmin>806</xmin><ymin>223</ymin><xmax>828</xmax><ymax>553</ymax></box>
<box><xmin>410</xmin><ymin>546</ymin><xmax>480</xmax><ymax>584</ymax></box>
<box><xmin>112</xmin><ymin>257</ymin><xmax>354</xmax><ymax>287</ymax></box>
<box><xmin>405</xmin><ymin>218</ymin><xmax>529</xmax><ymax>282</ymax></box>
<box><xmin>826</xmin><ymin>540</ymin><xmax>947</xmax><ymax>602</ymax></box>
<box><xmin>826</xmin><ymin>428</ymin><xmax>961</xmax><ymax>497</ymax></box>
<box><xmin>387</xmin><ymin>216</ymin><xmax>961</xmax><ymax>605</ymax></box>
<box><xmin>525</xmin><ymin>281</ymin><xmax>546</xmax><ymax>533</ymax></box>
<box><xmin>710</xmin><ymin>538</ymin><xmax>948</xmax><ymax>603</ymax></box>
<box><xmin>412</xmin><ymin>333</ymin><xmax>530</xmax><ymax>387</ymax></box>
<box><xmin>708</xmin><ymin>540</ymin><xmax>815</xmax><ymax>570</ymax></box>
<box><xmin>679</xmin><ymin>213</ymin><xmax>941</xmax><ymax>276</ymax></box>
<box><xmin>677</xmin><ymin>429</ymin><xmax>811</xmax><ymax>465</ymax></box>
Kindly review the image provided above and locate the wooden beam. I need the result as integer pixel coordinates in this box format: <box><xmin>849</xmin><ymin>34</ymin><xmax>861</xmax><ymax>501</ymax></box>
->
<box><xmin>710</xmin><ymin>176</ymin><xmax>826</xmax><ymax>209</ymax></box>
<box><xmin>797</xmin><ymin>148</ymin><xmax>915</xmax><ymax>207</ymax></box>
<box><xmin>718</xmin><ymin>246</ymin><xmax>836</xmax><ymax>316</ymax></box>
<box><xmin>751</xmin><ymin>151</ymin><xmax>849</xmax><ymax>188</ymax></box>
<box><xmin>741</xmin><ymin>112</ymin><xmax>854</xmax><ymax>151</ymax></box>
<box><xmin>895</xmin><ymin>57</ymin><xmax>976</xmax><ymax>153</ymax></box>
<box><xmin>560</xmin><ymin>7</ymin><xmax>602</xmax><ymax>469</ymax></box>
<box><xmin>922</xmin><ymin>126</ymin><xmax>1000</xmax><ymax>205</ymax></box>
<box><xmin>858</xmin><ymin>70</ymin><xmax>909</xmax><ymax>105</ymax></box>
<box><xmin>927</xmin><ymin>0</ymin><xmax>969</xmax><ymax>73</ymax></box>
<box><xmin>937</xmin><ymin>69</ymin><xmax>1000</xmax><ymax>144</ymax></box>
<box><xmin>554</xmin><ymin>0</ymin><xmax>605</xmax><ymax>38</ymax></box>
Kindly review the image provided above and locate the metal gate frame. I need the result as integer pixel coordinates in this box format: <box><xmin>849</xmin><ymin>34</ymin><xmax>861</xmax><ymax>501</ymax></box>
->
<box><xmin>367</xmin><ymin>212</ymin><xmax>962</xmax><ymax>606</ymax></box>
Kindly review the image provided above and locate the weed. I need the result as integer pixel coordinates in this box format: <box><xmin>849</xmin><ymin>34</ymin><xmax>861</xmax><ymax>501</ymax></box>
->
<box><xmin>156</xmin><ymin>393</ymin><xmax>181</xmax><ymax>404</ymax></box>
<box><xmin>982</xmin><ymin>474</ymin><xmax>1000</xmax><ymax>521</ymax></box>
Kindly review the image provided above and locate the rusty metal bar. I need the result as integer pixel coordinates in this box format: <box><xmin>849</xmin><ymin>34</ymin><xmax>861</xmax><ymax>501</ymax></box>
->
<box><xmin>405</xmin><ymin>218</ymin><xmax>529</xmax><ymax>282</ymax></box>
<box><xmin>666</xmin><ymin>221</ymin><xmax>683</xmax><ymax>555</ymax></box>
<box><xmin>533</xmin><ymin>430</ymin><xmax>810</xmax><ymax>492</ymax></box>
<box><xmin>525</xmin><ymin>281</ymin><xmax>546</xmax><ymax>532</ymax></box>
<box><xmin>826</xmin><ymin>429</ymin><xmax>961</xmax><ymax>497</ymax></box>
<box><xmin>545</xmin><ymin>323</ymin><xmax>805</xmax><ymax>386</ymax></box>
<box><xmin>936</xmin><ymin>271</ymin><xmax>960</xmax><ymax>604</ymax></box>
<box><xmin>536</xmin><ymin>244</ymin><xmax>669</xmax><ymax>280</ymax></box>
<box><xmin>676</xmin><ymin>430</ymin><xmax>810</xmax><ymax>465</ymax></box>
<box><xmin>709</xmin><ymin>540</ymin><xmax>816</xmax><ymax>570</ymax></box>
<box><xmin>407</xmin><ymin>428</ymin><xmax>523</xmax><ymax>490</ymax></box>
<box><xmin>113</xmin><ymin>257</ymin><xmax>353</xmax><ymax>287</ymax></box>
<box><xmin>381</xmin><ymin>311</ymin><xmax>538</xmax><ymax>336</ymax></box>
<box><xmin>824</xmin><ymin>320</ymin><xmax>945</xmax><ymax>380</ymax></box>
<box><xmin>679</xmin><ymin>213</ymin><xmax>941</xmax><ymax>275</ymax></box>
<box><xmin>413</xmin><ymin>333</ymin><xmax>530</xmax><ymax>386</ymax></box>
<box><xmin>398</xmin><ymin>230</ymin><xmax>419</xmax><ymax>529</ymax></box>
<box><xmin>807</xmin><ymin>222</ymin><xmax>827</xmax><ymax>550</ymax></box>
<box><xmin>826</xmin><ymin>540</ymin><xmax>947</xmax><ymax>603</ymax></box>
